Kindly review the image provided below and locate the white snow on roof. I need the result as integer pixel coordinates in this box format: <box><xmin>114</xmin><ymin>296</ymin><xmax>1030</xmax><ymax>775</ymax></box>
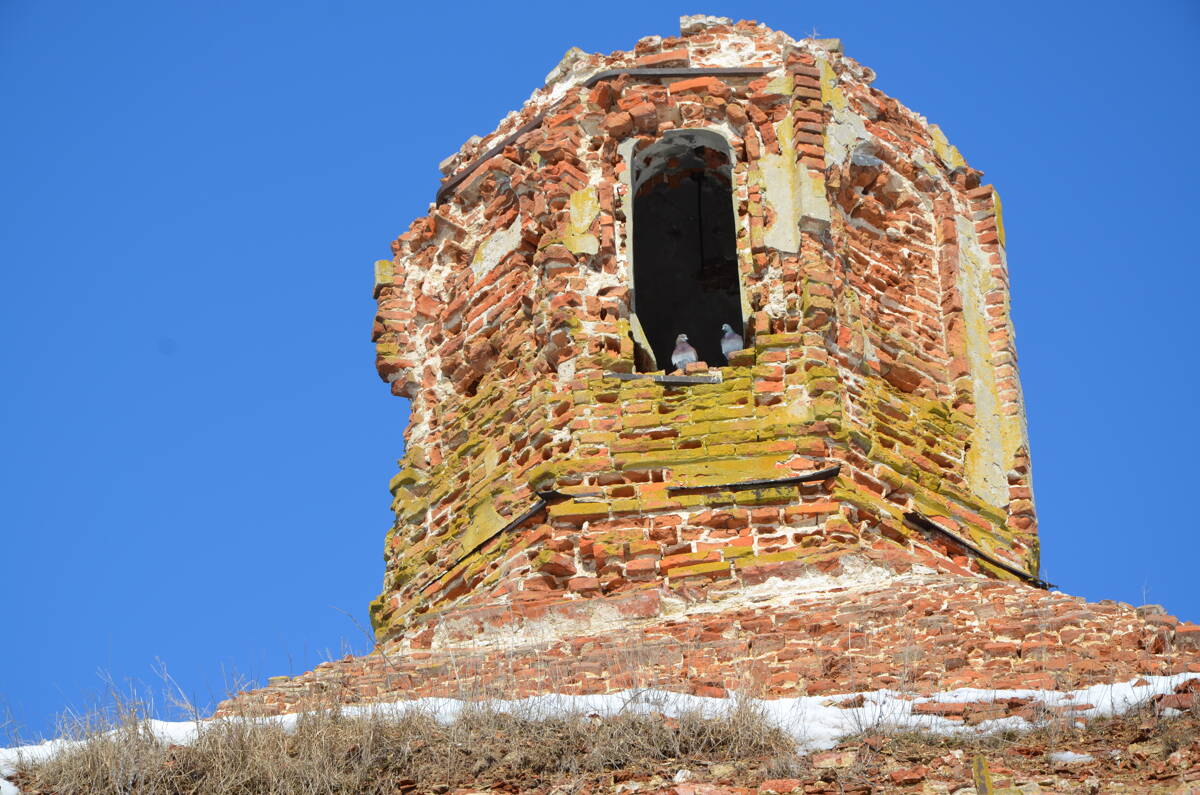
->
<box><xmin>3</xmin><ymin>672</ymin><xmax>1197</xmax><ymax>793</ymax></box>
<box><xmin>1048</xmin><ymin>750</ymin><xmax>1095</xmax><ymax>765</ymax></box>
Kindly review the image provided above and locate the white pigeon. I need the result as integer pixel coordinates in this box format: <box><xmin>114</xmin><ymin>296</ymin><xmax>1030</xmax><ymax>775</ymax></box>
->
<box><xmin>720</xmin><ymin>323</ymin><xmax>743</xmax><ymax>363</ymax></box>
<box><xmin>670</xmin><ymin>333</ymin><xmax>698</xmax><ymax>371</ymax></box>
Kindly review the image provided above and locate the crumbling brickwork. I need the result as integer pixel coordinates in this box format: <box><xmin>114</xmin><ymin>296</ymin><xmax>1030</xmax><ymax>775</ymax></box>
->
<box><xmin>368</xmin><ymin>16</ymin><xmax>1036</xmax><ymax>646</ymax></box>
<box><xmin>218</xmin><ymin>574</ymin><xmax>1200</xmax><ymax>717</ymax></box>
<box><xmin>215</xmin><ymin>19</ymin><xmax>1200</xmax><ymax>759</ymax></box>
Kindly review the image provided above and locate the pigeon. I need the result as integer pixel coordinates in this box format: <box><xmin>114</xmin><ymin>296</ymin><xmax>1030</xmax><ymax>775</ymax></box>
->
<box><xmin>720</xmin><ymin>323</ymin><xmax>743</xmax><ymax>363</ymax></box>
<box><xmin>670</xmin><ymin>333</ymin><xmax>698</xmax><ymax>371</ymax></box>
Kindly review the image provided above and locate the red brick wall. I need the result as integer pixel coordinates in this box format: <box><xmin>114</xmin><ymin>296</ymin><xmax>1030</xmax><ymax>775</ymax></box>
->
<box><xmin>368</xmin><ymin>17</ymin><xmax>1038</xmax><ymax>646</ymax></box>
<box><xmin>218</xmin><ymin>574</ymin><xmax>1200</xmax><ymax>717</ymax></box>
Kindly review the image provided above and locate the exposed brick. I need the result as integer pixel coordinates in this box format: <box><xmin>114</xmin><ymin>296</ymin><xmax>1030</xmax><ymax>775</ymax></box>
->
<box><xmin>202</xmin><ymin>20</ymin><xmax>1200</xmax><ymax>738</ymax></box>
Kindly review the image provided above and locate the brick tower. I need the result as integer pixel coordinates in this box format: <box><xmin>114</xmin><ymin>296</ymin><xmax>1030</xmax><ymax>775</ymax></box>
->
<box><xmin>367</xmin><ymin>15</ymin><xmax>1039</xmax><ymax>649</ymax></box>
<box><xmin>217</xmin><ymin>17</ymin><xmax>1200</xmax><ymax>725</ymax></box>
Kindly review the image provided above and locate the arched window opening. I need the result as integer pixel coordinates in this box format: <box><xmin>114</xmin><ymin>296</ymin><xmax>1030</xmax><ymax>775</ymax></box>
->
<box><xmin>631</xmin><ymin>130</ymin><xmax>742</xmax><ymax>372</ymax></box>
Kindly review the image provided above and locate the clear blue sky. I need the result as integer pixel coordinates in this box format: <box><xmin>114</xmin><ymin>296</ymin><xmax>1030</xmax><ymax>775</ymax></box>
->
<box><xmin>2</xmin><ymin>1</ymin><xmax>1197</xmax><ymax>741</ymax></box>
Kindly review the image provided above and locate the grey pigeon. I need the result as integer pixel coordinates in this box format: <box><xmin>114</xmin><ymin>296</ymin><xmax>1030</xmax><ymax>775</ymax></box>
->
<box><xmin>670</xmin><ymin>333</ymin><xmax>698</xmax><ymax>371</ymax></box>
<box><xmin>720</xmin><ymin>323</ymin><xmax>743</xmax><ymax>363</ymax></box>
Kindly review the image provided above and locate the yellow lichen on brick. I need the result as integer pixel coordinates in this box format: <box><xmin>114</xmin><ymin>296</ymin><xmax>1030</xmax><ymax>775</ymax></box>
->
<box><xmin>928</xmin><ymin>124</ymin><xmax>966</xmax><ymax>169</ymax></box>
<box><xmin>564</xmin><ymin>187</ymin><xmax>600</xmax><ymax>255</ymax></box>
<box><xmin>992</xmin><ymin>189</ymin><xmax>1006</xmax><ymax>248</ymax></box>
<box><xmin>373</xmin><ymin>259</ymin><xmax>394</xmax><ymax>293</ymax></box>
<box><xmin>366</xmin><ymin>20</ymin><xmax>1039</xmax><ymax>638</ymax></box>
<box><xmin>671</xmin><ymin>456</ymin><xmax>793</xmax><ymax>487</ymax></box>
<box><xmin>669</xmin><ymin>560</ymin><xmax>732</xmax><ymax>579</ymax></box>
<box><xmin>819</xmin><ymin>59</ymin><xmax>847</xmax><ymax>110</ymax></box>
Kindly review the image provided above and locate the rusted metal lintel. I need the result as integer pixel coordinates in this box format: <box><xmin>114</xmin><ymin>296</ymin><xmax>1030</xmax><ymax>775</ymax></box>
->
<box><xmin>667</xmin><ymin>464</ymin><xmax>841</xmax><ymax>494</ymax></box>
<box><xmin>903</xmin><ymin>511</ymin><xmax>1053</xmax><ymax>590</ymax></box>
<box><xmin>421</xmin><ymin>497</ymin><xmax>548</xmax><ymax>592</ymax></box>
<box><xmin>537</xmin><ymin>488</ymin><xmax>604</xmax><ymax>500</ymax></box>
<box><xmin>484</xmin><ymin>498</ymin><xmax>548</xmax><ymax>549</ymax></box>
<box><xmin>435</xmin><ymin>66</ymin><xmax>775</xmax><ymax>204</ymax></box>
<box><xmin>582</xmin><ymin>66</ymin><xmax>775</xmax><ymax>86</ymax></box>
<box><xmin>418</xmin><ymin>488</ymin><xmax>608</xmax><ymax>591</ymax></box>
<box><xmin>604</xmin><ymin>371</ymin><xmax>723</xmax><ymax>385</ymax></box>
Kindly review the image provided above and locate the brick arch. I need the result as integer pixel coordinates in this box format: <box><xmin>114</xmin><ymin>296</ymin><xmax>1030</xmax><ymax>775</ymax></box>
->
<box><xmin>622</xmin><ymin>129</ymin><xmax>746</xmax><ymax>370</ymax></box>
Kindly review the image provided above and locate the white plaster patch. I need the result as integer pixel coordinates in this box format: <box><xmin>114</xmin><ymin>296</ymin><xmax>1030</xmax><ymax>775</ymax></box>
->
<box><xmin>760</xmin><ymin>120</ymin><xmax>801</xmax><ymax>253</ymax></box>
<box><xmin>470</xmin><ymin>219</ymin><xmax>522</xmax><ymax>281</ymax></box>
<box><xmin>824</xmin><ymin>105</ymin><xmax>868</xmax><ymax>167</ymax></box>
<box><xmin>805</xmin><ymin>168</ymin><xmax>832</xmax><ymax>216</ymax></box>
<box><xmin>668</xmin><ymin>556</ymin><xmax>902</xmax><ymax>618</ymax></box>
<box><xmin>955</xmin><ymin>216</ymin><xmax>1009</xmax><ymax>508</ymax></box>
<box><xmin>680</xmin><ymin>15</ymin><xmax>732</xmax><ymax>35</ymax></box>
<box><xmin>694</xmin><ymin>40</ymin><xmax>758</xmax><ymax>68</ymax></box>
<box><xmin>554</xmin><ymin>357</ymin><xmax>576</xmax><ymax>384</ymax></box>
<box><xmin>543</xmin><ymin>47</ymin><xmax>587</xmax><ymax>87</ymax></box>
<box><xmin>763</xmin><ymin>276</ymin><xmax>788</xmax><ymax>318</ymax></box>
<box><xmin>430</xmin><ymin>557</ymin><xmax>907</xmax><ymax>652</ymax></box>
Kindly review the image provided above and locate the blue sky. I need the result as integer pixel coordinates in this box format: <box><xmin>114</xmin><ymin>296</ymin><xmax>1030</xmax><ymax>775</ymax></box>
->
<box><xmin>2</xmin><ymin>1</ymin><xmax>1197</xmax><ymax>740</ymax></box>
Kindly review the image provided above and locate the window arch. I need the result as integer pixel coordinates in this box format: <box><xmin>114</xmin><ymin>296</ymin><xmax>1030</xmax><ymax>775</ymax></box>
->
<box><xmin>629</xmin><ymin>130</ymin><xmax>743</xmax><ymax>372</ymax></box>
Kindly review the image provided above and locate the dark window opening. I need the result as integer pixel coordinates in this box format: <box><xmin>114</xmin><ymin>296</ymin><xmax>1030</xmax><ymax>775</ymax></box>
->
<box><xmin>631</xmin><ymin>130</ymin><xmax>742</xmax><ymax>371</ymax></box>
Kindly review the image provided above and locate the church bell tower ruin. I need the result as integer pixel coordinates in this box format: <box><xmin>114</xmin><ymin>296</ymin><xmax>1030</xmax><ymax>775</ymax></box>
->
<box><xmin>368</xmin><ymin>15</ymin><xmax>1040</xmax><ymax>647</ymax></box>
<box><xmin>216</xmin><ymin>16</ymin><xmax>1200</xmax><ymax>723</ymax></box>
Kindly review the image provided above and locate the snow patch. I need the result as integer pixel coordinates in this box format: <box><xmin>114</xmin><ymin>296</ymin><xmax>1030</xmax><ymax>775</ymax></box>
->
<box><xmin>4</xmin><ymin>674</ymin><xmax>1196</xmax><ymax>793</ymax></box>
<box><xmin>1049</xmin><ymin>750</ymin><xmax>1095</xmax><ymax>765</ymax></box>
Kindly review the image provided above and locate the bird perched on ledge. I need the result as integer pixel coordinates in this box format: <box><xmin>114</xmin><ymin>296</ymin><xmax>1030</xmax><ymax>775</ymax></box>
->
<box><xmin>671</xmin><ymin>333</ymin><xmax>698</xmax><ymax>371</ymax></box>
<box><xmin>720</xmin><ymin>323</ymin><xmax>743</xmax><ymax>363</ymax></box>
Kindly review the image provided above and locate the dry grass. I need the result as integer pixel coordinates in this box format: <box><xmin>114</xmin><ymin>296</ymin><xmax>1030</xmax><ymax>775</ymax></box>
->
<box><xmin>887</xmin><ymin>693</ymin><xmax>1200</xmax><ymax>757</ymax></box>
<box><xmin>10</xmin><ymin>696</ymin><xmax>795</xmax><ymax>794</ymax></box>
<box><xmin>9</xmin><ymin>663</ymin><xmax>1198</xmax><ymax>794</ymax></box>
<box><xmin>810</xmin><ymin>693</ymin><xmax>1200</xmax><ymax>793</ymax></box>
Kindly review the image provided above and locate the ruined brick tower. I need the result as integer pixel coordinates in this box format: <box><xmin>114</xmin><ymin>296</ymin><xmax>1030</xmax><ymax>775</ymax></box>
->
<box><xmin>215</xmin><ymin>17</ymin><xmax>1200</xmax><ymax>723</ymax></box>
<box><xmin>367</xmin><ymin>15</ymin><xmax>1039</xmax><ymax>649</ymax></box>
